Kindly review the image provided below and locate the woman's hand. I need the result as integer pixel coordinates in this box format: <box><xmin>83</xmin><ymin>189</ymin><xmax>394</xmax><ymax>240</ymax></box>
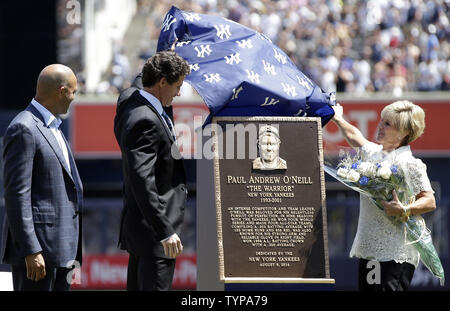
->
<box><xmin>332</xmin><ymin>103</ymin><xmax>344</xmax><ymax>122</ymax></box>
<box><xmin>382</xmin><ymin>190</ymin><xmax>406</xmax><ymax>218</ymax></box>
<box><xmin>329</xmin><ymin>103</ymin><xmax>369</xmax><ymax>148</ymax></box>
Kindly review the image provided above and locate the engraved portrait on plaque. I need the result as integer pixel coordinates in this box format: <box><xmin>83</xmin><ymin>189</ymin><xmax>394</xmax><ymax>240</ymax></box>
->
<box><xmin>252</xmin><ymin>125</ymin><xmax>287</xmax><ymax>171</ymax></box>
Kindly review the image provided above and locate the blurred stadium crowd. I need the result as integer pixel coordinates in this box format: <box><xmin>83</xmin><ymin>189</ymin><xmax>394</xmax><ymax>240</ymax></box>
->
<box><xmin>60</xmin><ymin>0</ymin><xmax>450</xmax><ymax>96</ymax></box>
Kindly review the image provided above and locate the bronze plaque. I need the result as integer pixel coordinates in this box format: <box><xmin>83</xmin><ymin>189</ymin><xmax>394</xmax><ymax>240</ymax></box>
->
<box><xmin>212</xmin><ymin>117</ymin><xmax>331</xmax><ymax>281</ymax></box>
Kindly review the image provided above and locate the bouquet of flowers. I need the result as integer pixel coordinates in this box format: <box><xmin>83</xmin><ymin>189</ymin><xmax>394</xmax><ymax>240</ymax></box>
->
<box><xmin>324</xmin><ymin>147</ymin><xmax>445</xmax><ymax>286</ymax></box>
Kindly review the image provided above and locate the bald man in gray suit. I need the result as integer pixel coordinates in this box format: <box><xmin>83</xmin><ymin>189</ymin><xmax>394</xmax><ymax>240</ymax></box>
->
<box><xmin>1</xmin><ymin>64</ymin><xmax>83</xmax><ymax>291</ymax></box>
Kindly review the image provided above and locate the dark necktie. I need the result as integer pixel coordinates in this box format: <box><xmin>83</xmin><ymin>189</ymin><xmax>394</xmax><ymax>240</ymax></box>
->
<box><xmin>161</xmin><ymin>111</ymin><xmax>176</xmax><ymax>140</ymax></box>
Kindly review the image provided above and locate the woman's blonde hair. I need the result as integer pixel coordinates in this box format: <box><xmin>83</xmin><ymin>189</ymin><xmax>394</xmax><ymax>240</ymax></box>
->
<box><xmin>381</xmin><ymin>100</ymin><xmax>426</xmax><ymax>146</ymax></box>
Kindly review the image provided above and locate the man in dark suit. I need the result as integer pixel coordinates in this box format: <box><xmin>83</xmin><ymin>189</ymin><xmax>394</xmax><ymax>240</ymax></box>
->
<box><xmin>114</xmin><ymin>51</ymin><xmax>190</xmax><ymax>291</ymax></box>
<box><xmin>1</xmin><ymin>64</ymin><xmax>83</xmax><ymax>291</ymax></box>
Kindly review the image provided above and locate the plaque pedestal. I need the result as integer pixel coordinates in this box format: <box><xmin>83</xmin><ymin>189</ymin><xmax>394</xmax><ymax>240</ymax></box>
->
<box><xmin>197</xmin><ymin>158</ymin><xmax>224</xmax><ymax>290</ymax></box>
<box><xmin>197</xmin><ymin>117</ymin><xmax>335</xmax><ymax>290</ymax></box>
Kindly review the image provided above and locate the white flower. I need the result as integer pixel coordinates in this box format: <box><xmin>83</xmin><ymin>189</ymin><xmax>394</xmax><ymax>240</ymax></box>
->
<box><xmin>358</xmin><ymin>161</ymin><xmax>377</xmax><ymax>177</ymax></box>
<box><xmin>377</xmin><ymin>165</ymin><xmax>392</xmax><ymax>179</ymax></box>
<box><xmin>347</xmin><ymin>169</ymin><xmax>361</xmax><ymax>182</ymax></box>
<box><xmin>379</xmin><ymin>160</ymin><xmax>391</xmax><ymax>168</ymax></box>
<box><xmin>337</xmin><ymin>167</ymin><xmax>349</xmax><ymax>179</ymax></box>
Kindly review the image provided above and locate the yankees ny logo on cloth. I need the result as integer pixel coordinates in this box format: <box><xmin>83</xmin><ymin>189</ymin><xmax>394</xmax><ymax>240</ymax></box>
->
<box><xmin>156</xmin><ymin>6</ymin><xmax>336</xmax><ymax>126</ymax></box>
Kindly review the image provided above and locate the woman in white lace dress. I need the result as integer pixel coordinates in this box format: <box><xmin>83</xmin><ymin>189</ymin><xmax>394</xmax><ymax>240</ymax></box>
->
<box><xmin>331</xmin><ymin>100</ymin><xmax>436</xmax><ymax>291</ymax></box>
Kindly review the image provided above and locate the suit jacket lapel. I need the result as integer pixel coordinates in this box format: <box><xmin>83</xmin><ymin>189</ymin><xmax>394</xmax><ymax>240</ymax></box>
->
<box><xmin>62</xmin><ymin>133</ymin><xmax>83</xmax><ymax>213</ymax></box>
<box><xmin>61</xmin><ymin>132</ymin><xmax>83</xmax><ymax>192</ymax></box>
<box><xmin>26</xmin><ymin>104</ymin><xmax>74</xmax><ymax>182</ymax></box>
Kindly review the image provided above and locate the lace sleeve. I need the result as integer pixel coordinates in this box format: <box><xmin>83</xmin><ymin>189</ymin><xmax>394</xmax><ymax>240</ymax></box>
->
<box><xmin>403</xmin><ymin>158</ymin><xmax>434</xmax><ymax>196</ymax></box>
